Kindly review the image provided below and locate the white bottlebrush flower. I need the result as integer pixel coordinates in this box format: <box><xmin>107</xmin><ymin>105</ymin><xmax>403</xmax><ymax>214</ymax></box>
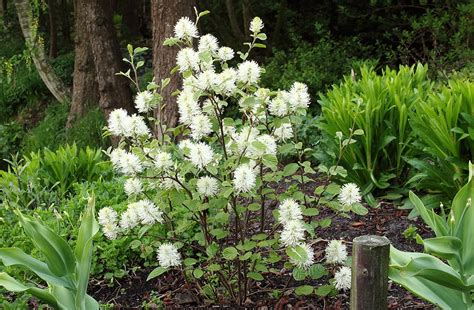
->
<box><xmin>124</xmin><ymin>178</ymin><xmax>143</xmax><ymax>196</ymax></box>
<box><xmin>280</xmin><ymin>220</ymin><xmax>305</xmax><ymax>247</ymax></box>
<box><xmin>273</xmin><ymin>123</ymin><xmax>294</xmax><ymax>141</ymax></box>
<box><xmin>198</xmin><ymin>34</ymin><xmax>219</xmax><ymax>53</ymax></box>
<box><xmin>216</xmin><ymin>68</ymin><xmax>237</xmax><ymax>95</ymax></box>
<box><xmin>157</xmin><ymin>243</ymin><xmax>181</xmax><ymax>268</ymax></box>
<box><xmin>196</xmin><ymin>69</ymin><xmax>218</xmax><ymax>90</ymax></box>
<box><xmin>153</xmin><ymin>151</ymin><xmax>173</xmax><ymax>171</ymax></box>
<box><xmin>190</xmin><ymin>114</ymin><xmax>213</xmax><ymax>141</ymax></box>
<box><xmin>289</xmin><ymin>243</ymin><xmax>314</xmax><ymax>269</ymax></box>
<box><xmin>119</xmin><ymin>205</ymin><xmax>141</xmax><ymax>230</ymax></box>
<box><xmin>325</xmin><ymin>240</ymin><xmax>348</xmax><ymax>264</ymax></box>
<box><xmin>108</xmin><ymin>109</ymin><xmax>131</xmax><ymax>136</ymax></box>
<box><xmin>134</xmin><ymin>200</ymin><xmax>163</xmax><ymax>225</ymax></box>
<box><xmin>189</xmin><ymin>142</ymin><xmax>214</xmax><ymax>169</ymax></box>
<box><xmin>178</xmin><ymin>139</ymin><xmax>194</xmax><ymax>153</ymax></box>
<box><xmin>217</xmin><ymin>46</ymin><xmax>234</xmax><ymax>61</ymax></box>
<box><xmin>250</xmin><ymin>134</ymin><xmax>277</xmax><ymax>157</ymax></box>
<box><xmin>234</xmin><ymin>126</ymin><xmax>259</xmax><ymax>154</ymax></box>
<box><xmin>196</xmin><ymin>176</ymin><xmax>219</xmax><ymax>197</ymax></box>
<box><xmin>174</xmin><ymin>16</ymin><xmax>198</xmax><ymax>40</ymax></box>
<box><xmin>278</xmin><ymin>199</ymin><xmax>303</xmax><ymax>224</ymax></box>
<box><xmin>289</xmin><ymin>82</ymin><xmax>310</xmax><ymax>111</ymax></box>
<box><xmin>233</xmin><ymin>163</ymin><xmax>256</xmax><ymax>193</ymax></box>
<box><xmin>134</xmin><ymin>90</ymin><xmax>155</xmax><ymax>113</ymax></box>
<box><xmin>98</xmin><ymin>207</ymin><xmax>118</xmax><ymax>226</ymax></box>
<box><xmin>334</xmin><ymin>266</ymin><xmax>352</xmax><ymax>291</ymax></box>
<box><xmin>338</xmin><ymin>183</ymin><xmax>362</xmax><ymax>206</ymax></box>
<box><xmin>249</xmin><ymin>16</ymin><xmax>264</xmax><ymax>33</ymax></box>
<box><xmin>176</xmin><ymin>48</ymin><xmax>200</xmax><ymax>73</ymax></box>
<box><xmin>129</xmin><ymin>114</ymin><xmax>150</xmax><ymax>137</ymax></box>
<box><xmin>177</xmin><ymin>88</ymin><xmax>200</xmax><ymax>124</ymax></box>
<box><xmin>102</xmin><ymin>222</ymin><xmax>120</xmax><ymax>240</ymax></box>
<box><xmin>237</xmin><ymin>60</ymin><xmax>261</xmax><ymax>84</ymax></box>
<box><xmin>268</xmin><ymin>94</ymin><xmax>289</xmax><ymax>117</ymax></box>
<box><xmin>110</xmin><ymin>149</ymin><xmax>143</xmax><ymax>175</ymax></box>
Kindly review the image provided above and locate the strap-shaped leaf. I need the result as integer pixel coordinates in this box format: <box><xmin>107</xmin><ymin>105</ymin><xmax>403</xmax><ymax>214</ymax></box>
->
<box><xmin>51</xmin><ymin>284</ymin><xmax>76</xmax><ymax>310</ymax></box>
<box><xmin>0</xmin><ymin>248</ymin><xmax>72</xmax><ymax>288</ymax></box>
<box><xmin>74</xmin><ymin>196</ymin><xmax>99</xmax><ymax>310</ymax></box>
<box><xmin>17</xmin><ymin>211</ymin><xmax>75</xmax><ymax>277</ymax></box>
<box><xmin>422</xmin><ymin>236</ymin><xmax>462</xmax><ymax>268</ymax></box>
<box><xmin>0</xmin><ymin>272</ymin><xmax>58</xmax><ymax>307</ymax></box>
<box><xmin>409</xmin><ymin>191</ymin><xmax>448</xmax><ymax>237</ymax></box>
<box><xmin>450</xmin><ymin>177</ymin><xmax>474</xmax><ymax>274</ymax></box>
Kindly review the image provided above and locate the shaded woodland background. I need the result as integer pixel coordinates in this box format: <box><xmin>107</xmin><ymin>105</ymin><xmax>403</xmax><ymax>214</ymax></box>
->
<box><xmin>0</xmin><ymin>0</ymin><xmax>472</xmax><ymax>161</ymax></box>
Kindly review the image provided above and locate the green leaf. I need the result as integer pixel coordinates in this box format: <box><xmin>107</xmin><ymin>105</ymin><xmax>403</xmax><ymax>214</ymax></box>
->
<box><xmin>295</xmin><ymin>285</ymin><xmax>313</xmax><ymax>296</ymax></box>
<box><xmin>74</xmin><ymin>196</ymin><xmax>99</xmax><ymax>309</ymax></box>
<box><xmin>184</xmin><ymin>258</ymin><xmax>198</xmax><ymax>266</ymax></box>
<box><xmin>17</xmin><ymin>212</ymin><xmax>75</xmax><ymax>277</ymax></box>
<box><xmin>193</xmin><ymin>268</ymin><xmax>204</xmax><ymax>279</ymax></box>
<box><xmin>0</xmin><ymin>272</ymin><xmax>58</xmax><ymax>307</ymax></box>
<box><xmin>292</xmin><ymin>268</ymin><xmax>307</xmax><ymax>281</ymax></box>
<box><xmin>308</xmin><ymin>264</ymin><xmax>328</xmax><ymax>280</ymax></box>
<box><xmin>262</xmin><ymin>154</ymin><xmax>278</xmax><ymax>171</ymax></box>
<box><xmin>351</xmin><ymin>203</ymin><xmax>368</xmax><ymax>215</ymax></box>
<box><xmin>302</xmin><ymin>208</ymin><xmax>319</xmax><ymax>216</ymax></box>
<box><xmin>283</xmin><ymin>163</ymin><xmax>299</xmax><ymax>176</ymax></box>
<box><xmin>248</xmin><ymin>272</ymin><xmax>264</xmax><ymax>281</ymax></box>
<box><xmin>315</xmin><ymin>285</ymin><xmax>333</xmax><ymax>296</ymax></box>
<box><xmin>0</xmin><ymin>248</ymin><xmax>71</xmax><ymax>288</ymax></box>
<box><xmin>223</xmin><ymin>247</ymin><xmax>238</xmax><ymax>260</ymax></box>
<box><xmin>147</xmin><ymin>267</ymin><xmax>168</xmax><ymax>281</ymax></box>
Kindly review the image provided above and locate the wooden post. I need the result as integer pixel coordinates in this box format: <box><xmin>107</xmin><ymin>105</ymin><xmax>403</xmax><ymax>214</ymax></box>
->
<box><xmin>350</xmin><ymin>235</ymin><xmax>390</xmax><ymax>310</ymax></box>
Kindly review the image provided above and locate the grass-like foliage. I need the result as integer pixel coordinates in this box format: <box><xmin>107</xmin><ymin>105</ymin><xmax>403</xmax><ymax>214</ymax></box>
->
<box><xmin>318</xmin><ymin>64</ymin><xmax>433</xmax><ymax>194</ymax></box>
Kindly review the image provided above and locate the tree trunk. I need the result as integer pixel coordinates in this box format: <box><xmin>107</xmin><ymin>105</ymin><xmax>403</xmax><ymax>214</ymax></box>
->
<box><xmin>225</xmin><ymin>0</ymin><xmax>244</xmax><ymax>42</ymax></box>
<box><xmin>67</xmin><ymin>0</ymin><xmax>99</xmax><ymax>128</ymax></box>
<box><xmin>84</xmin><ymin>0</ymin><xmax>134</xmax><ymax>118</ymax></box>
<box><xmin>151</xmin><ymin>0</ymin><xmax>194</xmax><ymax>137</ymax></box>
<box><xmin>47</xmin><ymin>0</ymin><xmax>57</xmax><ymax>58</ymax></box>
<box><xmin>14</xmin><ymin>0</ymin><xmax>71</xmax><ymax>103</ymax></box>
<box><xmin>60</xmin><ymin>0</ymin><xmax>72</xmax><ymax>47</ymax></box>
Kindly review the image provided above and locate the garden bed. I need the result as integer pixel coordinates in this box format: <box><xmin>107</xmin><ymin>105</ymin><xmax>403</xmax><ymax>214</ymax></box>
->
<box><xmin>90</xmin><ymin>203</ymin><xmax>435</xmax><ymax>309</ymax></box>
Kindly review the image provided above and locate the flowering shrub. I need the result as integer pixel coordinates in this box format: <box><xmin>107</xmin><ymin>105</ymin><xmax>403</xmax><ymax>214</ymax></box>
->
<box><xmin>101</xmin><ymin>11</ymin><xmax>363</xmax><ymax>304</ymax></box>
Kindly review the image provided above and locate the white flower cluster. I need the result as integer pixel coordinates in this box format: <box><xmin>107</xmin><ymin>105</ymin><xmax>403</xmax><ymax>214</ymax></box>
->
<box><xmin>108</xmin><ymin>109</ymin><xmax>150</xmax><ymax>138</ymax></box>
<box><xmin>325</xmin><ymin>240</ymin><xmax>351</xmax><ymax>291</ymax></box>
<box><xmin>338</xmin><ymin>183</ymin><xmax>362</xmax><ymax>206</ymax></box>
<box><xmin>278</xmin><ymin>199</ymin><xmax>314</xmax><ymax>269</ymax></box>
<box><xmin>98</xmin><ymin>200</ymin><xmax>163</xmax><ymax>240</ymax></box>
<box><xmin>334</xmin><ymin>266</ymin><xmax>351</xmax><ymax>291</ymax></box>
<box><xmin>157</xmin><ymin>243</ymin><xmax>182</xmax><ymax>268</ymax></box>
<box><xmin>233</xmin><ymin>162</ymin><xmax>257</xmax><ymax>193</ymax></box>
<box><xmin>325</xmin><ymin>240</ymin><xmax>348</xmax><ymax>264</ymax></box>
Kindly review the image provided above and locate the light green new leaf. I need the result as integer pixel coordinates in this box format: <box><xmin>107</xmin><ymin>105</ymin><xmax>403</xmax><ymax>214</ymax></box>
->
<box><xmin>74</xmin><ymin>196</ymin><xmax>100</xmax><ymax>310</ymax></box>
<box><xmin>17</xmin><ymin>212</ymin><xmax>75</xmax><ymax>277</ymax></box>
<box><xmin>0</xmin><ymin>248</ymin><xmax>72</xmax><ymax>288</ymax></box>
<box><xmin>0</xmin><ymin>272</ymin><xmax>58</xmax><ymax>307</ymax></box>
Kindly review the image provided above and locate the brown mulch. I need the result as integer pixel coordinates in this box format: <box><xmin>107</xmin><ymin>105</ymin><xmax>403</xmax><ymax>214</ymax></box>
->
<box><xmin>89</xmin><ymin>203</ymin><xmax>435</xmax><ymax>309</ymax></box>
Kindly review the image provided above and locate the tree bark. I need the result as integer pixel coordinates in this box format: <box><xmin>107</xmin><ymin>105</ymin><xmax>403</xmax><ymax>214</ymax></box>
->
<box><xmin>225</xmin><ymin>0</ymin><xmax>244</xmax><ymax>42</ymax></box>
<box><xmin>151</xmin><ymin>0</ymin><xmax>194</xmax><ymax>137</ymax></box>
<box><xmin>14</xmin><ymin>0</ymin><xmax>71</xmax><ymax>103</ymax></box>
<box><xmin>84</xmin><ymin>0</ymin><xmax>134</xmax><ymax>119</ymax></box>
<box><xmin>67</xmin><ymin>0</ymin><xmax>99</xmax><ymax>128</ymax></box>
<box><xmin>47</xmin><ymin>0</ymin><xmax>57</xmax><ymax>58</ymax></box>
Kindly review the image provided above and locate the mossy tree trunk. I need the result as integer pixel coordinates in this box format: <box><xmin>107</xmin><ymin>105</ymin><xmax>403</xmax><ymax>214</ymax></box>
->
<box><xmin>14</xmin><ymin>0</ymin><xmax>71</xmax><ymax>103</ymax></box>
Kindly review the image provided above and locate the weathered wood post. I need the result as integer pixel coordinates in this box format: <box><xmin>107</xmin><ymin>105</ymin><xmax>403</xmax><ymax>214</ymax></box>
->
<box><xmin>350</xmin><ymin>235</ymin><xmax>390</xmax><ymax>310</ymax></box>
